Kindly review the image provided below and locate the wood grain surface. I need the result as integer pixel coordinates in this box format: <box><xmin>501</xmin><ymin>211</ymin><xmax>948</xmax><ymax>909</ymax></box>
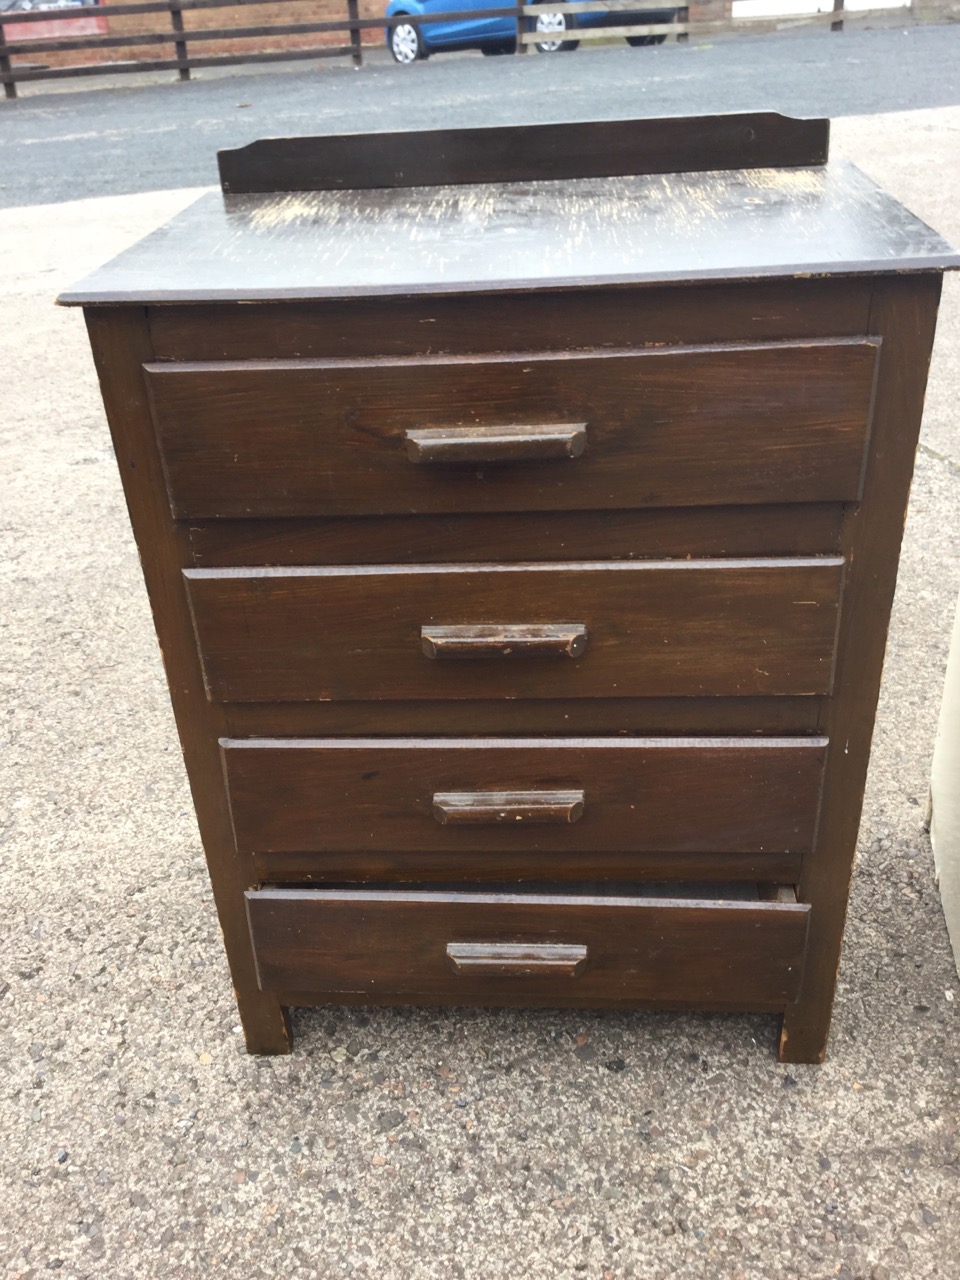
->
<box><xmin>221</xmin><ymin>736</ymin><xmax>828</xmax><ymax>856</ymax></box>
<box><xmin>779</xmin><ymin>275</ymin><xmax>945</xmax><ymax>1063</ymax></box>
<box><xmin>244</xmin><ymin>885</ymin><xmax>812</xmax><ymax>1007</ymax></box>
<box><xmin>147</xmin><ymin>341</ymin><xmax>878</xmax><ymax>517</ymax></box>
<box><xmin>222</xmin><ymin>695</ymin><xmax>826</xmax><ymax>740</ymax></box>
<box><xmin>83</xmin><ymin>308</ymin><xmax>292</xmax><ymax>1055</ymax></box>
<box><xmin>188</xmin><ymin>505</ymin><xmax>844</xmax><ymax>568</ymax></box>
<box><xmin>185</xmin><ymin>558</ymin><xmax>845</xmax><ymax>702</ymax></box>
<box><xmin>59</xmin><ymin>163</ymin><xmax>959</xmax><ymax>306</ymax></box>
<box><xmin>248</xmin><ymin>845</ymin><xmax>806</xmax><ymax>887</ymax></box>
<box><xmin>217</xmin><ymin>114</ymin><xmax>831</xmax><ymax>193</ymax></box>
<box><xmin>146</xmin><ymin>280</ymin><xmax>874</xmax><ymax>362</ymax></box>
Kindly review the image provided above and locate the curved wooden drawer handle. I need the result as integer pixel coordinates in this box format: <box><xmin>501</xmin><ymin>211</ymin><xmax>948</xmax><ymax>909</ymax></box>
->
<box><xmin>446</xmin><ymin>942</ymin><xmax>589</xmax><ymax>977</ymax></box>
<box><xmin>422</xmin><ymin>623</ymin><xmax>588</xmax><ymax>660</ymax></box>
<box><xmin>405</xmin><ymin>423</ymin><xmax>587</xmax><ymax>464</ymax></box>
<box><xmin>432</xmin><ymin>789</ymin><xmax>585</xmax><ymax>826</ymax></box>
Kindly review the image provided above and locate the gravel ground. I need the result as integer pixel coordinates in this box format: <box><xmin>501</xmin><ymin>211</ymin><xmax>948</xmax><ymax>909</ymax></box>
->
<box><xmin>0</xmin><ymin>108</ymin><xmax>959</xmax><ymax>1278</ymax></box>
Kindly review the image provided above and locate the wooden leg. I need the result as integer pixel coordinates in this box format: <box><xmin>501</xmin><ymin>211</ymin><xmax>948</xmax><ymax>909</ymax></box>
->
<box><xmin>236</xmin><ymin>990</ymin><xmax>293</xmax><ymax>1055</ymax></box>
<box><xmin>778</xmin><ymin>983</ymin><xmax>835</xmax><ymax>1064</ymax></box>
<box><xmin>84</xmin><ymin>309</ymin><xmax>296</xmax><ymax>1060</ymax></box>
<box><xmin>779</xmin><ymin>278</ymin><xmax>944</xmax><ymax>1066</ymax></box>
<box><xmin>779</xmin><ymin>1008</ymin><xmax>830</xmax><ymax>1065</ymax></box>
<box><xmin>777</xmin><ymin>893</ymin><xmax>848</xmax><ymax>1063</ymax></box>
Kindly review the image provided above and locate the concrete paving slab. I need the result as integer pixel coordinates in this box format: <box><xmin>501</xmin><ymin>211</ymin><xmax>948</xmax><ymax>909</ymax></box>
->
<box><xmin>0</xmin><ymin>109</ymin><xmax>958</xmax><ymax>1280</ymax></box>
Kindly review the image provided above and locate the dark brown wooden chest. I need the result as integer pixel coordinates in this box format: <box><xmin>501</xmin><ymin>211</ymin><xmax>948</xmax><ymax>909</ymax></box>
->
<box><xmin>61</xmin><ymin>113</ymin><xmax>960</xmax><ymax>1061</ymax></box>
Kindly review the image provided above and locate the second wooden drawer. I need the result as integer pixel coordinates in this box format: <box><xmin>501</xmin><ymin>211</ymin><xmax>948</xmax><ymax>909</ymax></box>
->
<box><xmin>186</xmin><ymin>557</ymin><xmax>844</xmax><ymax>702</ymax></box>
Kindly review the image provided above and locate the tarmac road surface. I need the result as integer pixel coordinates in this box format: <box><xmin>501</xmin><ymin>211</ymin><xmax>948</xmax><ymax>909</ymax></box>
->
<box><xmin>1</xmin><ymin>24</ymin><xmax>960</xmax><ymax>206</ymax></box>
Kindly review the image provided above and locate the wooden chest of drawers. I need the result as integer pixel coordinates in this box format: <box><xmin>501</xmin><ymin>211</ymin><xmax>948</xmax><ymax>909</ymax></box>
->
<box><xmin>61</xmin><ymin>113</ymin><xmax>959</xmax><ymax>1062</ymax></box>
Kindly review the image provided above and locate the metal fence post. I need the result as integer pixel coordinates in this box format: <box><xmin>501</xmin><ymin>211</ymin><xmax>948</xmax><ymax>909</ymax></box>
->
<box><xmin>515</xmin><ymin>0</ymin><xmax>527</xmax><ymax>53</ymax></box>
<box><xmin>347</xmin><ymin>0</ymin><xmax>363</xmax><ymax>66</ymax></box>
<box><xmin>0</xmin><ymin>21</ymin><xmax>17</xmax><ymax>100</ymax></box>
<box><xmin>169</xmin><ymin>0</ymin><xmax>190</xmax><ymax>79</ymax></box>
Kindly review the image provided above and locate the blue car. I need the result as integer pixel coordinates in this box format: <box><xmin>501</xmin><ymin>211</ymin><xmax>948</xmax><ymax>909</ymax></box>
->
<box><xmin>385</xmin><ymin>0</ymin><xmax>676</xmax><ymax>62</ymax></box>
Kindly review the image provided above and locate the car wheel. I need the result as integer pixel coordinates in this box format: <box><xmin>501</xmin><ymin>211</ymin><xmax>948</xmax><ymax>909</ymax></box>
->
<box><xmin>481</xmin><ymin>39</ymin><xmax>517</xmax><ymax>54</ymax></box>
<box><xmin>532</xmin><ymin>10</ymin><xmax>578</xmax><ymax>52</ymax></box>
<box><xmin>390</xmin><ymin>17</ymin><xmax>426</xmax><ymax>63</ymax></box>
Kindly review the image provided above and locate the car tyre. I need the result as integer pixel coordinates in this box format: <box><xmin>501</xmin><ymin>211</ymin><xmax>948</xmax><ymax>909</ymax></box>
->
<box><xmin>389</xmin><ymin>17</ymin><xmax>426</xmax><ymax>62</ymax></box>
<box><xmin>532</xmin><ymin>10</ymin><xmax>578</xmax><ymax>52</ymax></box>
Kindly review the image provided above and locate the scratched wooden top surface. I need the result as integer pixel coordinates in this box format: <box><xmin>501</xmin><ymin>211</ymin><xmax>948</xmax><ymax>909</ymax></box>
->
<box><xmin>60</xmin><ymin>161</ymin><xmax>959</xmax><ymax>305</ymax></box>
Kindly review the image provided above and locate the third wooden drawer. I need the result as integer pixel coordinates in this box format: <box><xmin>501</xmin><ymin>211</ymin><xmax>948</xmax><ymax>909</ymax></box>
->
<box><xmin>222</xmin><ymin>735</ymin><xmax>827</xmax><ymax>862</ymax></box>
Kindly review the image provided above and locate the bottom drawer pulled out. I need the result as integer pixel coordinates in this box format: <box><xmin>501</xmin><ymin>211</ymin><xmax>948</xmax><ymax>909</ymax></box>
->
<box><xmin>245</xmin><ymin>884</ymin><xmax>810</xmax><ymax>1011</ymax></box>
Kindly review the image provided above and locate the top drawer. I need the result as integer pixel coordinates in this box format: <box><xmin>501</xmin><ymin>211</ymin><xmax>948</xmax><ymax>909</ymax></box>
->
<box><xmin>144</xmin><ymin>340</ymin><xmax>879</xmax><ymax>519</ymax></box>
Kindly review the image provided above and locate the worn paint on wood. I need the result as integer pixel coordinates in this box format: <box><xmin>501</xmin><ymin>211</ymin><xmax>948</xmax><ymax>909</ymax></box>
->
<box><xmin>60</xmin><ymin>162</ymin><xmax>959</xmax><ymax>305</ymax></box>
<box><xmin>217</xmin><ymin>114</ymin><xmax>831</xmax><ymax>194</ymax></box>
